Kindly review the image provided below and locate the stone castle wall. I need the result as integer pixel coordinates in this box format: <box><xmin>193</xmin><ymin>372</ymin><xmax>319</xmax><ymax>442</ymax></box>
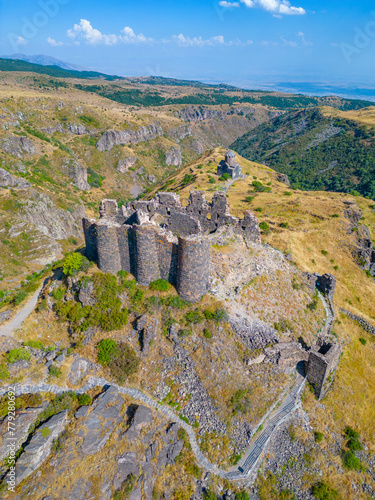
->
<box><xmin>83</xmin><ymin>190</ymin><xmax>260</xmax><ymax>302</ymax></box>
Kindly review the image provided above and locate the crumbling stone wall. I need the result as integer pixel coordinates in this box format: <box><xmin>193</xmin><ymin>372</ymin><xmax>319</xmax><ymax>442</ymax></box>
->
<box><xmin>306</xmin><ymin>342</ymin><xmax>341</xmax><ymax>400</ymax></box>
<box><xmin>340</xmin><ymin>309</ymin><xmax>375</xmax><ymax>336</ymax></box>
<box><xmin>82</xmin><ymin>190</ymin><xmax>260</xmax><ymax>302</ymax></box>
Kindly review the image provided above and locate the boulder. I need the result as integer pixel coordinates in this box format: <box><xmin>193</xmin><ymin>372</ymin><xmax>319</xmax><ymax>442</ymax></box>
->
<box><xmin>125</xmin><ymin>405</ymin><xmax>153</xmax><ymax>441</ymax></box>
<box><xmin>316</xmin><ymin>273</ymin><xmax>336</xmax><ymax>301</ymax></box>
<box><xmin>147</xmin><ymin>174</ymin><xmax>157</xmax><ymax>183</ymax></box>
<box><xmin>157</xmin><ymin>440</ymin><xmax>184</xmax><ymax>469</ymax></box>
<box><xmin>15</xmin><ymin>410</ymin><xmax>68</xmax><ymax>485</ymax></box>
<box><xmin>0</xmin><ymin>310</ymin><xmax>11</xmax><ymax>324</ymax></box>
<box><xmin>68</xmin><ymin>356</ymin><xmax>97</xmax><ymax>385</ymax></box>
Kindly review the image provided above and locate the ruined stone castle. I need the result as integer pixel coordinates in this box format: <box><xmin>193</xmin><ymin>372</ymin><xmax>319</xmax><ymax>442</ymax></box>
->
<box><xmin>83</xmin><ymin>190</ymin><xmax>260</xmax><ymax>302</ymax></box>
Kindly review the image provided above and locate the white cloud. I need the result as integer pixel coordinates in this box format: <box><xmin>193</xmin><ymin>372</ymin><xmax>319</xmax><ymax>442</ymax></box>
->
<box><xmin>171</xmin><ymin>34</ymin><xmax>226</xmax><ymax>47</ymax></box>
<box><xmin>47</xmin><ymin>37</ymin><xmax>64</xmax><ymax>47</ymax></box>
<box><xmin>239</xmin><ymin>0</ymin><xmax>305</xmax><ymax>15</ymax></box>
<box><xmin>66</xmin><ymin>19</ymin><xmax>151</xmax><ymax>46</ymax></box>
<box><xmin>280</xmin><ymin>36</ymin><xmax>298</xmax><ymax>46</ymax></box>
<box><xmin>297</xmin><ymin>31</ymin><xmax>313</xmax><ymax>46</ymax></box>
<box><xmin>15</xmin><ymin>36</ymin><xmax>27</xmax><ymax>46</ymax></box>
<box><xmin>219</xmin><ymin>1</ymin><xmax>240</xmax><ymax>7</ymax></box>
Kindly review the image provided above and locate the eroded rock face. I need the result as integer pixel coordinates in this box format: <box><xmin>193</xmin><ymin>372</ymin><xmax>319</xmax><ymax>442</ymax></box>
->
<box><xmin>0</xmin><ymin>167</ymin><xmax>30</xmax><ymax>189</ymax></box>
<box><xmin>230</xmin><ymin>316</ymin><xmax>279</xmax><ymax>350</ymax></box>
<box><xmin>191</xmin><ymin>139</ymin><xmax>205</xmax><ymax>154</ymax></box>
<box><xmin>68</xmin><ymin>355</ymin><xmax>98</xmax><ymax>385</ymax></box>
<box><xmin>22</xmin><ymin>192</ymin><xmax>84</xmax><ymax>240</ymax></box>
<box><xmin>78</xmin><ymin>280</ymin><xmax>96</xmax><ymax>306</ymax></box>
<box><xmin>96</xmin><ymin>124</ymin><xmax>163</xmax><ymax>152</ymax></box>
<box><xmin>180</xmin><ymin>106</ymin><xmax>221</xmax><ymax>122</ymax></box>
<box><xmin>116</xmin><ymin>157</ymin><xmax>137</xmax><ymax>173</ymax></box>
<box><xmin>15</xmin><ymin>410</ymin><xmax>68</xmax><ymax>485</ymax></box>
<box><xmin>167</xmin><ymin>125</ymin><xmax>192</xmax><ymax>141</ymax></box>
<box><xmin>165</xmin><ymin>146</ymin><xmax>182</xmax><ymax>166</ymax></box>
<box><xmin>62</xmin><ymin>159</ymin><xmax>90</xmax><ymax>191</ymax></box>
<box><xmin>0</xmin><ymin>136</ymin><xmax>35</xmax><ymax>158</ymax></box>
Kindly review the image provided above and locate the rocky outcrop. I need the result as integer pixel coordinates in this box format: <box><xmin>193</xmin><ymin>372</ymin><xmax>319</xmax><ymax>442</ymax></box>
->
<box><xmin>344</xmin><ymin>202</ymin><xmax>375</xmax><ymax>275</ymax></box>
<box><xmin>62</xmin><ymin>159</ymin><xmax>90</xmax><ymax>191</ymax></box>
<box><xmin>0</xmin><ymin>136</ymin><xmax>35</xmax><ymax>158</ymax></box>
<box><xmin>165</xmin><ymin>146</ymin><xmax>182</xmax><ymax>166</ymax></box>
<box><xmin>15</xmin><ymin>410</ymin><xmax>68</xmax><ymax>485</ymax></box>
<box><xmin>124</xmin><ymin>405</ymin><xmax>153</xmax><ymax>441</ymax></box>
<box><xmin>0</xmin><ymin>167</ymin><xmax>30</xmax><ymax>189</ymax></box>
<box><xmin>0</xmin><ymin>406</ymin><xmax>45</xmax><ymax>462</ymax></box>
<box><xmin>68</xmin><ymin>355</ymin><xmax>99</xmax><ymax>385</ymax></box>
<box><xmin>136</xmin><ymin>315</ymin><xmax>159</xmax><ymax>354</ymax></box>
<box><xmin>167</xmin><ymin>125</ymin><xmax>192</xmax><ymax>141</ymax></box>
<box><xmin>180</xmin><ymin>106</ymin><xmax>221</xmax><ymax>122</ymax></box>
<box><xmin>41</xmin><ymin>124</ymin><xmax>65</xmax><ymax>134</ymax></box>
<box><xmin>78</xmin><ymin>280</ymin><xmax>96</xmax><ymax>306</ymax></box>
<box><xmin>67</xmin><ymin>123</ymin><xmax>88</xmax><ymax>135</ymax></box>
<box><xmin>80</xmin><ymin>386</ymin><xmax>123</xmax><ymax>455</ymax></box>
<box><xmin>191</xmin><ymin>139</ymin><xmax>205</xmax><ymax>154</ymax></box>
<box><xmin>96</xmin><ymin>124</ymin><xmax>163</xmax><ymax>152</ymax></box>
<box><xmin>276</xmin><ymin>173</ymin><xmax>290</xmax><ymax>187</ymax></box>
<box><xmin>116</xmin><ymin>157</ymin><xmax>137</xmax><ymax>173</ymax></box>
<box><xmin>22</xmin><ymin>192</ymin><xmax>84</xmax><ymax>240</ymax></box>
<box><xmin>230</xmin><ymin>316</ymin><xmax>279</xmax><ymax>350</ymax></box>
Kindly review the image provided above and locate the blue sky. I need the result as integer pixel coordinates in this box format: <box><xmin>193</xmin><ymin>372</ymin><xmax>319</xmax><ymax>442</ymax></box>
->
<box><xmin>1</xmin><ymin>0</ymin><xmax>375</xmax><ymax>94</ymax></box>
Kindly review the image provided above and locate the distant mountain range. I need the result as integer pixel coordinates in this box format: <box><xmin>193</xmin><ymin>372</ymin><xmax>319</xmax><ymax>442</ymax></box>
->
<box><xmin>1</xmin><ymin>53</ymin><xmax>85</xmax><ymax>71</ymax></box>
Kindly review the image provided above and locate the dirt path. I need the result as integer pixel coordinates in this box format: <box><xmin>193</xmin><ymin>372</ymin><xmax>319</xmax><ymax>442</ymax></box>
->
<box><xmin>0</xmin><ymin>287</ymin><xmax>43</xmax><ymax>337</ymax></box>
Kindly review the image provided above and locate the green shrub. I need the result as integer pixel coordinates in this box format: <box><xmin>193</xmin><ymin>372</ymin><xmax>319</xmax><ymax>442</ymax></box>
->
<box><xmin>6</xmin><ymin>348</ymin><xmax>31</xmax><ymax>363</ymax></box>
<box><xmin>52</xmin><ymin>286</ymin><xmax>65</xmax><ymax>301</ymax></box>
<box><xmin>149</xmin><ymin>279</ymin><xmax>171</xmax><ymax>292</ymax></box>
<box><xmin>244</xmin><ymin>196</ymin><xmax>254</xmax><ymax>203</ymax></box>
<box><xmin>321</xmin><ymin>250</ymin><xmax>328</xmax><ymax>256</ymax></box>
<box><xmin>359</xmin><ymin>337</ymin><xmax>367</xmax><ymax>345</ymax></box>
<box><xmin>344</xmin><ymin>426</ymin><xmax>362</xmax><ymax>452</ymax></box>
<box><xmin>229</xmin><ymin>389</ymin><xmax>252</xmax><ymax>415</ymax></box>
<box><xmin>203</xmin><ymin>329</ymin><xmax>212</xmax><ymax>339</ymax></box>
<box><xmin>63</xmin><ymin>253</ymin><xmax>89</xmax><ymax>276</ymax></box>
<box><xmin>255</xmin><ymin>207</ymin><xmax>263</xmax><ymax>212</ymax></box>
<box><xmin>341</xmin><ymin>450</ymin><xmax>364</xmax><ymax>471</ymax></box>
<box><xmin>280</xmin><ymin>222</ymin><xmax>289</xmax><ymax>228</ymax></box>
<box><xmin>49</xmin><ymin>364</ymin><xmax>62</xmax><ymax>378</ymax></box>
<box><xmin>252</xmin><ymin>180</ymin><xmax>271</xmax><ymax>193</ymax></box>
<box><xmin>314</xmin><ymin>431</ymin><xmax>324</xmax><ymax>443</ymax></box>
<box><xmin>23</xmin><ymin>340</ymin><xmax>44</xmax><ymax>349</ymax></box>
<box><xmin>163</xmin><ymin>295</ymin><xmax>188</xmax><ymax>309</ymax></box>
<box><xmin>182</xmin><ymin>174</ymin><xmax>196</xmax><ymax>186</ymax></box>
<box><xmin>29</xmin><ymin>392</ymin><xmax>79</xmax><ymax>433</ymax></box>
<box><xmin>259</xmin><ymin>221</ymin><xmax>270</xmax><ymax>233</ymax></box>
<box><xmin>311</xmin><ymin>482</ymin><xmax>340</xmax><ymax>500</ymax></box>
<box><xmin>0</xmin><ymin>365</ymin><xmax>9</xmax><ymax>380</ymax></box>
<box><xmin>284</xmin><ymin>191</ymin><xmax>292</xmax><ymax>196</ymax></box>
<box><xmin>234</xmin><ymin>492</ymin><xmax>250</xmax><ymax>500</ymax></box>
<box><xmin>209</xmin><ymin>177</ymin><xmax>216</xmax><ymax>184</ymax></box>
<box><xmin>40</xmin><ymin>427</ymin><xmax>51</xmax><ymax>438</ymax></box>
<box><xmin>130</xmin><ymin>288</ymin><xmax>145</xmax><ymax>305</ymax></box>
<box><xmin>185</xmin><ymin>309</ymin><xmax>203</xmax><ymax>324</ymax></box>
<box><xmin>113</xmin><ymin>474</ymin><xmax>136</xmax><ymax>499</ymax></box>
<box><xmin>97</xmin><ymin>340</ymin><xmax>139</xmax><ymax>384</ymax></box>
<box><xmin>219</xmin><ymin>173</ymin><xmax>231</xmax><ymax>181</ymax></box>
<box><xmin>97</xmin><ymin>339</ymin><xmax>118</xmax><ymax>366</ymax></box>
<box><xmin>77</xmin><ymin>394</ymin><xmax>92</xmax><ymax>406</ymax></box>
<box><xmin>13</xmin><ymin>290</ymin><xmax>28</xmax><ymax>306</ymax></box>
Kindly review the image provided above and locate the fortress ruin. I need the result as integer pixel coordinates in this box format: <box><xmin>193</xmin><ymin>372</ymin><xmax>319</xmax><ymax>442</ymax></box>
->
<box><xmin>83</xmin><ymin>190</ymin><xmax>260</xmax><ymax>302</ymax></box>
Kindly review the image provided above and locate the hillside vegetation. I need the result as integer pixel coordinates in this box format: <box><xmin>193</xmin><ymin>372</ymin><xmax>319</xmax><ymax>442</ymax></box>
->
<box><xmin>231</xmin><ymin>107</ymin><xmax>375</xmax><ymax>200</ymax></box>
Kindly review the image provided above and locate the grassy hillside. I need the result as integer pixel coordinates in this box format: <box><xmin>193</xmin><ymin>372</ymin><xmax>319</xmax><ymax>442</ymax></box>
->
<box><xmin>231</xmin><ymin>107</ymin><xmax>375</xmax><ymax>200</ymax></box>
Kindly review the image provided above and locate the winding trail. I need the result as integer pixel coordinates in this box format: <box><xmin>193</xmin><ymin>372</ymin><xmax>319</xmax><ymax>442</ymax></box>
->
<box><xmin>0</xmin><ymin>373</ymin><xmax>305</xmax><ymax>481</ymax></box>
<box><xmin>0</xmin><ymin>286</ymin><xmax>43</xmax><ymax>337</ymax></box>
